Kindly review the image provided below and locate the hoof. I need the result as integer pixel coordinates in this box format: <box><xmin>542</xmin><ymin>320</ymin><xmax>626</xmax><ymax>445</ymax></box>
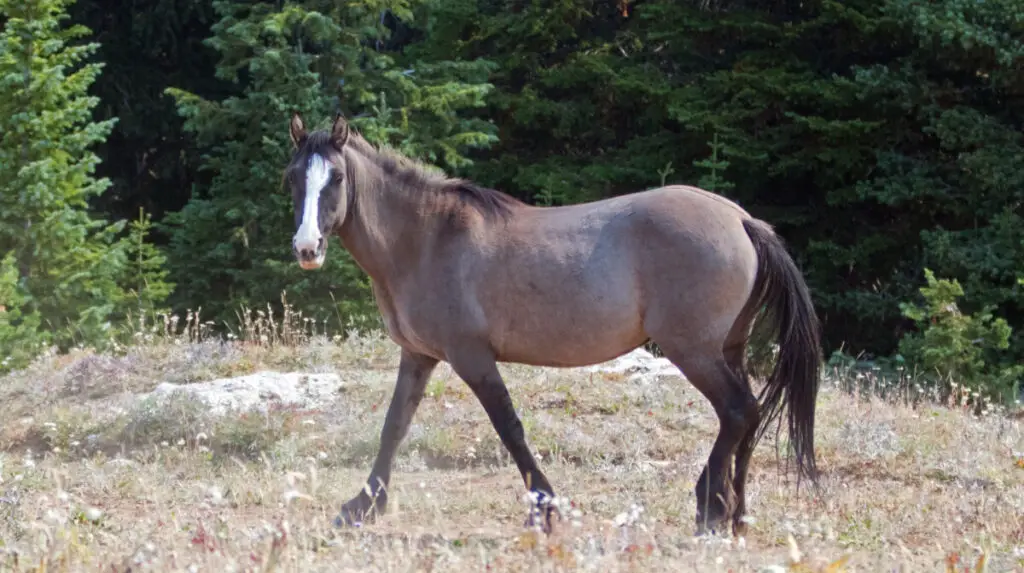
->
<box><xmin>695</xmin><ymin>524</ymin><xmax>726</xmax><ymax>537</ymax></box>
<box><xmin>732</xmin><ymin>515</ymin><xmax>750</xmax><ymax>537</ymax></box>
<box><xmin>695</xmin><ymin>514</ymin><xmax>732</xmax><ymax>538</ymax></box>
<box><xmin>333</xmin><ymin>492</ymin><xmax>385</xmax><ymax>528</ymax></box>
<box><xmin>523</xmin><ymin>491</ymin><xmax>562</xmax><ymax>534</ymax></box>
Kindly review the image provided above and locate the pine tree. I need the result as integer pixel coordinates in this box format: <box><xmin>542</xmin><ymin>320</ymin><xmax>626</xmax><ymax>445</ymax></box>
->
<box><xmin>631</xmin><ymin>0</ymin><xmax>1024</xmax><ymax>370</ymax></box>
<box><xmin>0</xmin><ymin>253</ymin><xmax>43</xmax><ymax>371</ymax></box>
<box><xmin>0</xmin><ymin>0</ymin><xmax>134</xmax><ymax>354</ymax></box>
<box><xmin>65</xmin><ymin>0</ymin><xmax>230</xmax><ymax>226</ymax></box>
<box><xmin>161</xmin><ymin>0</ymin><xmax>498</xmax><ymax>331</ymax></box>
<box><xmin>410</xmin><ymin>0</ymin><xmax>675</xmax><ymax>205</ymax></box>
<box><xmin>692</xmin><ymin>132</ymin><xmax>735</xmax><ymax>194</ymax></box>
<box><xmin>122</xmin><ymin>207</ymin><xmax>175</xmax><ymax>320</ymax></box>
<box><xmin>857</xmin><ymin>0</ymin><xmax>1024</xmax><ymax>361</ymax></box>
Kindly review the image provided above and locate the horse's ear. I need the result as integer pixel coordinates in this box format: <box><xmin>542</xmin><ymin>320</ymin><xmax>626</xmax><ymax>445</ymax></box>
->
<box><xmin>330</xmin><ymin>113</ymin><xmax>350</xmax><ymax>149</ymax></box>
<box><xmin>289</xmin><ymin>112</ymin><xmax>307</xmax><ymax>148</ymax></box>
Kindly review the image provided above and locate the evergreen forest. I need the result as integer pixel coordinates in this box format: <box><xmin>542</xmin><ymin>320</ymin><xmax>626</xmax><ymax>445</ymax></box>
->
<box><xmin>2</xmin><ymin>0</ymin><xmax>1023</xmax><ymax>402</ymax></box>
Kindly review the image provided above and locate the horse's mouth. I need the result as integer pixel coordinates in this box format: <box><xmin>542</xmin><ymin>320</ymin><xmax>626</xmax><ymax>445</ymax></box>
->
<box><xmin>293</xmin><ymin>235</ymin><xmax>327</xmax><ymax>270</ymax></box>
<box><xmin>298</xmin><ymin>252</ymin><xmax>325</xmax><ymax>270</ymax></box>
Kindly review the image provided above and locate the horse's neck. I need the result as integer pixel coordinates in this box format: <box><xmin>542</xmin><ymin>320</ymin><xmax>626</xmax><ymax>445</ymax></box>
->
<box><xmin>337</xmin><ymin>150</ymin><xmax>432</xmax><ymax>287</ymax></box>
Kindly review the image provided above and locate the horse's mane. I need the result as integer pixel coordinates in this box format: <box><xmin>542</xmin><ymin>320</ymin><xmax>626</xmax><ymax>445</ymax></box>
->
<box><xmin>447</xmin><ymin>180</ymin><xmax>526</xmax><ymax>219</ymax></box>
<box><xmin>315</xmin><ymin>129</ymin><xmax>526</xmax><ymax>220</ymax></box>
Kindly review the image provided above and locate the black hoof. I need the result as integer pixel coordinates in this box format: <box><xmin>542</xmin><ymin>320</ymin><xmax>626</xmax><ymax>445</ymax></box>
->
<box><xmin>695</xmin><ymin>513</ymin><xmax>731</xmax><ymax>537</ymax></box>
<box><xmin>333</xmin><ymin>491</ymin><xmax>385</xmax><ymax>528</ymax></box>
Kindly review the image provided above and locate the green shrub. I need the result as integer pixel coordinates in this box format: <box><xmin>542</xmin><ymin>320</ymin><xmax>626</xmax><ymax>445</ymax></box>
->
<box><xmin>897</xmin><ymin>269</ymin><xmax>1022</xmax><ymax>403</ymax></box>
<box><xmin>0</xmin><ymin>253</ymin><xmax>46</xmax><ymax>372</ymax></box>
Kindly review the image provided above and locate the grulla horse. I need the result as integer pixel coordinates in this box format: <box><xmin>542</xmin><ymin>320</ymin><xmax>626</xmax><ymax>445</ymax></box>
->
<box><xmin>282</xmin><ymin>113</ymin><xmax>821</xmax><ymax>536</ymax></box>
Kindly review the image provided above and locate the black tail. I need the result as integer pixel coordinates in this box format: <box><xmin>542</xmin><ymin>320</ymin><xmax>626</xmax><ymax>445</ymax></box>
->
<box><xmin>742</xmin><ymin>219</ymin><xmax>822</xmax><ymax>486</ymax></box>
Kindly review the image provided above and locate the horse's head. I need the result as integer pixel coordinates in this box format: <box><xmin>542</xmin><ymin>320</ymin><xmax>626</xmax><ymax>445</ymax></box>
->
<box><xmin>284</xmin><ymin>112</ymin><xmax>351</xmax><ymax>270</ymax></box>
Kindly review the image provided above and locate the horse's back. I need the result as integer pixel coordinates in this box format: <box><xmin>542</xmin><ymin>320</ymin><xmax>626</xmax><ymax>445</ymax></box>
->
<box><xmin>454</xmin><ymin>185</ymin><xmax>759</xmax><ymax>365</ymax></box>
<box><xmin>649</xmin><ymin>184</ymin><xmax>753</xmax><ymax>218</ymax></box>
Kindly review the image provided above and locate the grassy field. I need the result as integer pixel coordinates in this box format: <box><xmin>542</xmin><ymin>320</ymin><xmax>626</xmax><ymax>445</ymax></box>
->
<box><xmin>1</xmin><ymin>313</ymin><xmax>1022</xmax><ymax>572</ymax></box>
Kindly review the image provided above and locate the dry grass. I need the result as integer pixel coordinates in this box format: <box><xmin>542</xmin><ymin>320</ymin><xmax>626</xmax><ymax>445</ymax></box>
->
<box><xmin>1</xmin><ymin>309</ymin><xmax>1023</xmax><ymax>572</ymax></box>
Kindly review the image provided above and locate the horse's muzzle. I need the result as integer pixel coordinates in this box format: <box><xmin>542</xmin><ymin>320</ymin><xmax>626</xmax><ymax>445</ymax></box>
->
<box><xmin>294</xmin><ymin>236</ymin><xmax>326</xmax><ymax>270</ymax></box>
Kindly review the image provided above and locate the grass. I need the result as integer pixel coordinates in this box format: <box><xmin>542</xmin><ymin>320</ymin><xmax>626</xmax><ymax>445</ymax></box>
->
<box><xmin>1</xmin><ymin>306</ymin><xmax>1023</xmax><ymax>572</ymax></box>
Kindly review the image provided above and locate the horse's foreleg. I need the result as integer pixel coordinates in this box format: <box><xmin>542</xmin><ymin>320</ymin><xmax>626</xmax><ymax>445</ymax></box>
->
<box><xmin>334</xmin><ymin>349</ymin><xmax>438</xmax><ymax>527</ymax></box>
<box><xmin>448</xmin><ymin>348</ymin><xmax>559</xmax><ymax>533</ymax></box>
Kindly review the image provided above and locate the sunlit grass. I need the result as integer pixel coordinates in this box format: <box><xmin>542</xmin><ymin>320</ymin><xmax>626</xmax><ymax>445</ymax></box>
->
<box><xmin>0</xmin><ymin>300</ymin><xmax>1022</xmax><ymax>571</ymax></box>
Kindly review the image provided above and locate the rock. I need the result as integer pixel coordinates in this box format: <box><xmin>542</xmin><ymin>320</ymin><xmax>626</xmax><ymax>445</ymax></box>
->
<box><xmin>135</xmin><ymin>348</ymin><xmax>682</xmax><ymax>418</ymax></box>
<box><xmin>581</xmin><ymin>348</ymin><xmax>683</xmax><ymax>382</ymax></box>
<box><xmin>142</xmin><ymin>371</ymin><xmax>343</xmax><ymax>415</ymax></box>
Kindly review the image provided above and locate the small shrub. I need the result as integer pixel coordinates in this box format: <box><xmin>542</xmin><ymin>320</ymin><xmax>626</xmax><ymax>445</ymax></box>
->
<box><xmin>897</xmin><ymin>269</ymin><xmax>1023</xmax><ymax>403</ymax></box>
<box><xmin>216</xmin><ymin>403</ymin><xmax>313</xmax><ymax>458</ymax></box>
<box><xmin>116</xmin><ymin>392</ymin><xmax>213</xmax><ymax>449</ymax></box>
<box><xmin>0</xmin><ymin>253</ymin><xmax>46</xmax><ymax>373</ymax></box>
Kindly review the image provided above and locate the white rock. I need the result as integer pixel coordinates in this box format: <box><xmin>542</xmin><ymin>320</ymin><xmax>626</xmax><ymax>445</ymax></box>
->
<box><xmin>132</xmin><ymin>349</ymin><xmax>683</xmax><ymax>418</ymax></box>
<box><xmin>580</xmin><ymin>348</ymin><xmax>683</xmax><ymax>381</ymax></box>
<box><xmin>141</xmin><ymin>372</ymin><xmax>344</xmax><ymax>415</ymax></box>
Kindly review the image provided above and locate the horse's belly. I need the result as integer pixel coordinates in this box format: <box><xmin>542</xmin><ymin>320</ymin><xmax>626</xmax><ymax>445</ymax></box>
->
<box><xmin>496</xmin><ymin>336</ymin><xmax>648</xmax><ymax>368</ymax></box>
<box><xmin>490</xmin><ymin>288</ymin><xmax>647</xmax><ymax>368</ymax></box>
<box><xmin>470</xmin><ymin>211</ymin><xmax>656</xmax><ymax>367</ymax></box>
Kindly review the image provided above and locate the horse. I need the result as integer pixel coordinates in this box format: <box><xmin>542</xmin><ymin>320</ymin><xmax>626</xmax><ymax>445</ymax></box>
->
<box><xmin>282</xmin><ymin>112</ymin><xmax>822</xmax><ymax>536</ymax></box>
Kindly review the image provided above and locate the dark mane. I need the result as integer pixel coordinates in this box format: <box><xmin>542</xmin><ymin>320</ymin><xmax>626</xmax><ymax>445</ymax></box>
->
<box><xmin>341</xmin><ymin>129</ymin><xmax>527</xmax><ymax>220</ymax></box>
<box><xmin>444</xmin><ymin>180</ymin><xmax>526</xmax><ymax>219</ymax></box>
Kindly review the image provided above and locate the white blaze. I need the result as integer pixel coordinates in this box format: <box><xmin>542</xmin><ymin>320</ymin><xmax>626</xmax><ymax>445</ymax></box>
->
<box><xmin>295</xmin><ymin>153</ymin><xmax>329</xmax><ymax>255</ymax></box>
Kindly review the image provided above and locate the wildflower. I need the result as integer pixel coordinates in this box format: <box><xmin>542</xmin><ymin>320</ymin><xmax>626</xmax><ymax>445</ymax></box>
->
<box><xmin>283</xmin><ymin>490</ymin><xmax>312</xmax><ymax>504</ymax></box>
<box><xmin>787</xmin><ymin>534</ymin><xmax>803</xmax><ymax>564</ymax></box>
<box><xmin>612</xmin><ymin>503</ymin><xmax>644</xmax><ymax>527</ymax></box>
<box><xmin>206</xmin><ymin>485</ymin><xmax>224</xmax><ymax>503</ymax></box>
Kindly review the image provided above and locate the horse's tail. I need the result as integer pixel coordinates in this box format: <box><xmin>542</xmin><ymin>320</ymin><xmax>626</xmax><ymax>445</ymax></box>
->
<box><xmin>742</xmin><ymin>218</ymin><xmax>822</xmax><ymax>486</ymax></box>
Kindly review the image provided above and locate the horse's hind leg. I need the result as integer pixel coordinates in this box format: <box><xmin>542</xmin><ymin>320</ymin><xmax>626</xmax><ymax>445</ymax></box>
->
<box><xmin>655</xmin><ymin>338</ymin><xmax>758</xmax><ymax>535</ymax></box>
<box><xmin>724</xmin><ymin>333</ymin><xmax>757</xmax><ymax>536</ymax></box>
<box><xmin>720</xmin><ymin>296</ymin><xmax>770</xmax><ymax>536</ymax></box>
<box><xmin>446</xmin><ymin>343</ymin><xmax>558</xmax><ymax>532</ymax></box>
